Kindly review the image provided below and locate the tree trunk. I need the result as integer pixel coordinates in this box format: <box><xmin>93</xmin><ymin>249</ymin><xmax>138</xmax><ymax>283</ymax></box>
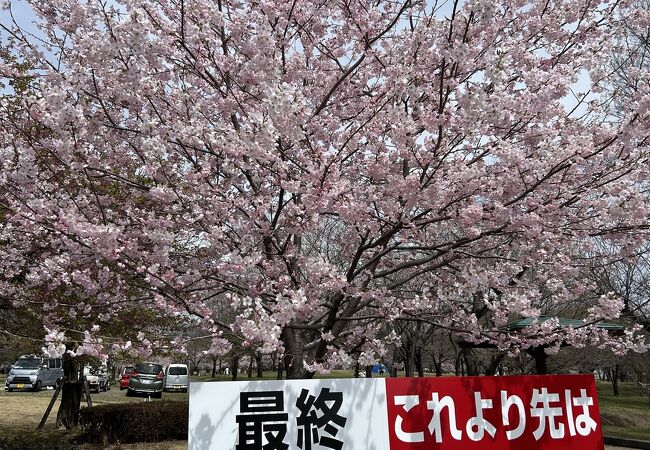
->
<box><xmin>611</xmin><ymin>363</ymin><xmax>620</xmax><ymax>397</ymax></box>
<box><xmin>271</xmin><ymin>353</ymin><xmax>277</xmax><ymax>372</ymax></box>
<box><xmin>247</xmin><ymin>353</ymin><xmax>253</xmax><ymax>378</ymax></box>
<box><xmin>390</xmin><ymin>348</ymin><xmax>399</xmax><ymax>377</ymax></box>
<box><xmin>56</xmin><ymin>350</ymin><xmax>81</xmax><ymax>429</ymax></box>
<box><xmin>211</xmin><ymin>357</ymin><xmax>217</xmax><ymax>378</ymax></box>
<box><xmin>231</xmin><ymin>355</ymin><xmax>239</xmax><ymax>381</ymax></box>
<box><xmin>403</xmin><ymin>341</ymin><xmax>415</xmax><ymax>377</ymax></box>
<box><xmin>282</xmin><ymin>328</ymin><xmax>312</xmax><ymax>379</ymax></box>
<box><xmin>256</xmin><ymin>354</ymin><xmax>263</xmax><ymax>378</ymax></box>
<box><xmin>365</xmin><ymin>365</ymin><xmax>372</xmax><ymax>378</ymax></box>
<box><xmin>415</xmin><ymin>346</ymin><xmax>424</xmax><ymax>377</ymax></box>
<box><xmin>527</xmin><ymin>348</ymin><xmax>548</xmax><ymax>375</ymax></box>
<box><xmin>462</xmin><ymin>348</ymin><xmax>480</xmax><ymax>376</ymax></box>
<box><xmin>354</xmin><ymin>361</ymin><xmax>360</xmax><ymax>378</ymax></box>
<box><xmin>277</xmin><ymin>360</ymin><xmax>283</xmax><ymax>380</ymax></box>
<box><xmin>485</xmin><ymin>353</ymin><xmax>505</xmax><ymax>376</ymax></box>
<box><xmin>433</xmin><ymin>358</ymin><xmax>442</xmax><ymax>377</ymax></box>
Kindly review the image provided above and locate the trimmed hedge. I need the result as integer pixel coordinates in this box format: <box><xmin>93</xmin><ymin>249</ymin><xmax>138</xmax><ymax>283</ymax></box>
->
<box><xmin>0</xmin><ymin>433</ymin><xmax>78</xmax><ymax>450</ymax></box>
<box><xmin>79</xmin><ymin>400</ymin><xmax>188</xmax><ymax>444</ymax></box>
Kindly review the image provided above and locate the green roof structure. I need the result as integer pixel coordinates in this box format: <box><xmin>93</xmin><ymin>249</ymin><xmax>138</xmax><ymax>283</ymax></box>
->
<box><xmin>500</xmin><ymin>316</ymin><xmax>625</xmax><ymax>334</ymax></box>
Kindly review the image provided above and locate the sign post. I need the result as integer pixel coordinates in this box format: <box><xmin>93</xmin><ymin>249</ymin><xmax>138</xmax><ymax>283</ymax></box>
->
<box><xmin>189</xmin><ymin>374</ymin><xmax>603</xmax><ymax>450</ymax></box>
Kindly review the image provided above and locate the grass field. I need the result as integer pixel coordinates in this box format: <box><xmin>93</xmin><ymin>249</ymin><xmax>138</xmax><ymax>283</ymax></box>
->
<box><xmin>597</xmin><ymin>380</ymin><xmax>650</xmax><ymax>441</ymax></box>
<box><xmin>0</xmin><ymin>374</ymin><xmax>647</xmax><ymax>448</ymax></box>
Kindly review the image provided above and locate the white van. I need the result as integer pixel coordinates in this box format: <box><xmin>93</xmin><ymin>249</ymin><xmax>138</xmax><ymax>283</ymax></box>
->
<box><xmin>164</xmin><ymin>364</ymin><xmax>189</xmax><ymax>392</ymax></box>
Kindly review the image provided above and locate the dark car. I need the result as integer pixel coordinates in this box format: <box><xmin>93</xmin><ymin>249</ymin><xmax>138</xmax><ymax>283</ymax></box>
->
<box><xmin>126</xmin><ymin>362</ymin><xmax>164</xmax><ymax>398</ymax></box>
<box><xmin>119</xmin><ymin>366</ymin><xmax>135</xmax><ymax>390</ymax></box>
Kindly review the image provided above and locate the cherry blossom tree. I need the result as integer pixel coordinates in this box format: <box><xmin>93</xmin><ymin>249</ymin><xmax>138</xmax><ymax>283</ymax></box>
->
<box><xmin>1</xmin><ymin>0</ymin><xmax>649</xmax><ymax>395</ymax></box>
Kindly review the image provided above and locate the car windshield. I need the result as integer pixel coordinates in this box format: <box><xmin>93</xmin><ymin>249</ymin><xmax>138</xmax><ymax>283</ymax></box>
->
<box><xmin>168</xmin><ymin>366</ymin><xmax>187</xmax><ymax>375</ymax></box>
<box><xmin>14</xmin><ymin>358</ymin><xmax>41</xmax><ymax>369</ymax></box>
<box><xmin>123</xmin><ymin>367</ymin><xmax>134</xmax><ymax>374</ymax></box>
<box><xmin>135</xmin><ymin>363</ymin><xmax>162</xmax><ymax>374</ymax></box>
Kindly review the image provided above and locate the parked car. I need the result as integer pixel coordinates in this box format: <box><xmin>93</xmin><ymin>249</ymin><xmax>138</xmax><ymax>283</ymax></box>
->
<box><xmin>83</xmin><ymin>364</ymin><xmax>110</xmax><ymax>393</ymax></box>
<box><xmin>164</xmin><ymin>364</ymin><xmax>189</xmax><ymax>393</ymax></box>
<box><xmin>4</xmin><ymin>355</ymin><xmax>63</xmax><ymax>392</ymax></box>
<box><xmin>119</xmin><ymin>365</ymin><xmax>135</xmax><ymax>390</ymax></box>
<box><xmin>127</xmin><ymin>362</ymin><xmax>164</xmax><ymax>398</ymax></box>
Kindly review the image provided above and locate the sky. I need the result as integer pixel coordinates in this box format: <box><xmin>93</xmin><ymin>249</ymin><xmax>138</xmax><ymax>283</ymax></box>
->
<box><xmin>1</xmin><ymin>0</ymin><xmax>39</xmax><ymax>38</ymax></box>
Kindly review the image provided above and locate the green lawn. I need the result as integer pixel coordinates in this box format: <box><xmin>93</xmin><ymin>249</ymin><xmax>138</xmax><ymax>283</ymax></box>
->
<box><xmin>596</xmin><ymin>380</ymin><xmax>650</xmax><ymax>441</ymax></box>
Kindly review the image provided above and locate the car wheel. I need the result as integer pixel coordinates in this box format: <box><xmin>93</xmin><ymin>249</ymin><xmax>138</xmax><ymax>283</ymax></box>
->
<box><xmin>33</xmin><ymin>381</ymin><xmax>42</xmax><ymax>392</ymax></box>
<box><xmin>7</xmin><ymin>388</ymin><xmax>13</xmax><ymax>392</ymax></box>
<box><xmin>183</xmin><ymin>388</ymin><xmax>188</xmax><ymax>393</ymax></box>
<box><xmin>153</xmin><ymin>392</ymin><xmax>162</xmax><ymax>399</ymax></box>
<box><xmin>126</xmin><ymin>389</ymin><xmax>133</xmax><ymax>397</ymax></box>
<box><xmin>120</xmin><ymin>386</ymin><xmax>125</xmax><ymax>390</ymax></box>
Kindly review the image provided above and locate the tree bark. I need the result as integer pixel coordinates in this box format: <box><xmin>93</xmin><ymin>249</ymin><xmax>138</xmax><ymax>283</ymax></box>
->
<box><xmin>231</xmin><ymin>355</ymin><xmax>239</xmax><ymax>381</ymax></box>
<box><xmin>282</xmin><ymin>328</ymin><xmax>312</xmax><ymax>379</ymax></box>
<box><xmin>527</xmin><ymin>348</ymin><xmax>548</xmax><ymax>375</ymax></box>
<box><xmin>365</xmin><ymin>365</ymin><xmax>372</xmax><ymax>378</ymax></box>
<box><xmin>415</xmin><ymin>346</ymin><xmax>424</xmax><ymax>377</ymax></box>
<box><xmin>485</xmin><ymin>353</ymin><xmax>505</xmax><ymax>376</ymax></box>
<box><xmin>256</xmin><ymin>354</ymin><xmax>263</xmax><ymax>378</ymax></box>
<box><xmin>611</xmin><ymin>363</ymin><xmax>620</xmax><ymax>397</ymax></box>
<box><xmin>403</xmin><ymin>340</ymin><xmax>415</xmax><ymax>377</ymax></box>
<box><xmin>462</xmin><ymin>348</ymin><xmax>480</xmax><ymax>376</ymax></box>
<box><xmin>390</xmin><ymin>347</ymin><xmax>399</xmax><ymax>377</ymax></box>
<box><xmin>247</xmin><ymin>353</ymin><xmax>253</xmax><ymax>378</ymax></box>
<box><xmin>433</xmin><ymin>354</ymin><xmax>443</xmax><ymax>377</ymax></box>
<box><xmin>56</xmin><ymin>350</ymin><xmax>81</xmax><ymax>429</ymax></box>
<box><xmin>211</xmin><ymin>357</ymin><xmax>217</xmax><ymax>378</ymax></box>
<box><xmin>277</xmin><ymin>361</ymin><xmax>283</xmax><ymax>380</ymax></box>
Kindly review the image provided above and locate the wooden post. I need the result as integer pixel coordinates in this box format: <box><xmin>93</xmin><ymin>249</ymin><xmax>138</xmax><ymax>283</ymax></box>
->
<box><xmin>37</xmin><ymin>379</ymin><xmax>64</xmax><ymax>431</ymax></box>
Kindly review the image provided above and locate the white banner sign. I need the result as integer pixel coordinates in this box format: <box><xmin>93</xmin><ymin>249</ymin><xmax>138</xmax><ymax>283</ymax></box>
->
<box><xmin>189</xmin><ymin>378</ymin><xmax>389</xmax><ymax>450</ymax></box>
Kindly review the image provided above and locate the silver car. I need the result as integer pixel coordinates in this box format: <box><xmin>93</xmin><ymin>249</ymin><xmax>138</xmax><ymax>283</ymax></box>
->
<box><xmin>164</xmin><ymin>364</ymin><xmax>189</xmax><ymax>393</ymax></box>
<box><xmin>5</xmin><ymin>355</ymin><xmax>63</xmax><ymax>392</ymax></box>
<box><xmin>126</xmin><ymin>362</ymin><xmax>164</xmax><ymax>398</ymax></box>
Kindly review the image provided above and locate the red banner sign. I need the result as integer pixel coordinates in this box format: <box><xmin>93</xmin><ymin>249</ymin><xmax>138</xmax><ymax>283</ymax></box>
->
<box><xmin>385</xmin><ymin>374</ymin><xmax>603</xmax><ymax>450</ymax></box>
